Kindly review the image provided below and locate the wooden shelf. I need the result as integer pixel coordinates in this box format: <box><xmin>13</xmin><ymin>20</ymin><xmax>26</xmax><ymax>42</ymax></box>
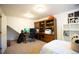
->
<box><xmin>34</xmin><ymin>16</ymin><xmax>57</xmax><ymax>42</ymax></box>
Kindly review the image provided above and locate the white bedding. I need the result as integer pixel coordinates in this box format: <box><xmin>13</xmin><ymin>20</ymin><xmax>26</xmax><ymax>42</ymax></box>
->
<box><xmin>40</xmin><ymin>40</ymin><xmax>78</xmax><ymax>54</ymax></box>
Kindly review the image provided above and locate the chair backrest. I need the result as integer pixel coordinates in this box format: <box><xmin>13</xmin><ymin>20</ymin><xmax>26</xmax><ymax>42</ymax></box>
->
<box><xmin>30</xmin><ymin>28</ymin><xmax>36</xmax><ymax>34</ymax></box>
<box><xmin>29</xmin><ymin>28</ymin><xmax>36</xmax><ymax>38</ymax></box>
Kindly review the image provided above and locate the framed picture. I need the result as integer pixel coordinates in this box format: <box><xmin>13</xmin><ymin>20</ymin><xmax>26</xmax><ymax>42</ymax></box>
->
<box><xmin>68</xmin><ymin>13</ymin><xmax>73</xmax><ymax>17</ymax></box>
<box><xmin>74</xmin><ymin>11</ymin><xmax>79</xmax><ymax>17</ymax></box>
<box><xmin>68</xmin><ymin>17</ymin><xmax>79</xmax><ymax>24</ymax></box>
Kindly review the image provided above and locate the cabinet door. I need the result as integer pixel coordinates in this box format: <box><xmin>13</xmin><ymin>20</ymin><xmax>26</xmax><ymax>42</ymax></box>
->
<box><xmin>34</xmin><ymin>22</ymin><xmax>40</xmax><ymax>29</ymax></box>
<box><xmin>44</xmin><ymin>35</ymin><xmax>55</xmax><ymax>42</ymax></box>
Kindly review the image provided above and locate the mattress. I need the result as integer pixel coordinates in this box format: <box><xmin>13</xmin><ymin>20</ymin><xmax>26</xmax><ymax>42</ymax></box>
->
<box><xmin>40</xmin><ymin>40</ymin><xmax>78</xmax><ymax>54</ymax></box>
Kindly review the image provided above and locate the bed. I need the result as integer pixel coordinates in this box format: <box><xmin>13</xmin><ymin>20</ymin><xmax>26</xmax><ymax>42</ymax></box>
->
<box><xmin>40</xmin><ymin>40</ymin><xmax>78</xmax><ymax>54</ymax></box>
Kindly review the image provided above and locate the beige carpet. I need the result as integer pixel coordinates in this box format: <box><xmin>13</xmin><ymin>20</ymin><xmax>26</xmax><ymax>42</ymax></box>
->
<box><xmin>5</xmin><ymin>40</ymin><xmax>46</xmax><ymax>54</ymax></box>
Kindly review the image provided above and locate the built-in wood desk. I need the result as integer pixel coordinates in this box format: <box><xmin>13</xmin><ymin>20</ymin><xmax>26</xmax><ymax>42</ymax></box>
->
<box><xmin>34</xmin><ymin>16</ymin><xmax>57</xmax><ymax>43</ymax></box>
<box><xmin>37</xmin><ymin>33</ymin><xmax>56</xmax><ymax>43</ymax></box>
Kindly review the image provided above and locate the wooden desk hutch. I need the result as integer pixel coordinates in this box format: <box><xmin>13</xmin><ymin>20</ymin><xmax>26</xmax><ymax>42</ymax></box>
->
<box><xmin>34</xmin><ymin>16</ymin><xmax>57</xmax><ymax>43</ymax></box>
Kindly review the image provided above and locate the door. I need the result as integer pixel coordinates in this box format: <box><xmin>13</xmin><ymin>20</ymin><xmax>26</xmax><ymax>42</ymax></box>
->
<box><xmin>0</xmin><ymin>15</ymin><xmax>1</xmax><ymax>53</ymax></box>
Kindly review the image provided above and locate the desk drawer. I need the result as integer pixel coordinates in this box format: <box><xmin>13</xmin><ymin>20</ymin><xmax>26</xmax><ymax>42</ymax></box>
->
<box><xmin>44</xmin><ymin>35</ymin><xmax>55</xmax><ymax>42</ymax></box>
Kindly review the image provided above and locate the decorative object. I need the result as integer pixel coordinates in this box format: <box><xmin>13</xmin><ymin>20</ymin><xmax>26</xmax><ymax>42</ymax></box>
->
<box><xmin>74</xmin><ymin>11</ymin><xmax>79</xmax><ymax>17</ymax></box>
<box><xmin>68</xmin><ymin>13</ymin><xmax>73</xmax><ymax>17</ymax></box>
<box><xmin>68</xmin><ymin>11</ymin><xmax>79</xmax><ymax>24</ymax></box>
<box><xmin>71</xmin><ymin>34</ymin><xmax>79</xmax><ymax>52</ymax></box>
<box><xmin>63</xmin><ymin>31</ymin><xmax>70</xmax><ymax>37</ymax></box>
<box><xmin>24</xmin><ymin>27</ymin><xmax>30</xmax><ymax>33</ymax></box>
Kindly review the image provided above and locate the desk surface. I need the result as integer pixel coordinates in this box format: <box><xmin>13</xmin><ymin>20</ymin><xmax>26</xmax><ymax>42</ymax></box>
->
<box><xmin>37</xmin><ymin>33</ymin><xmax>54</xmax><ymax>35</ymax></box>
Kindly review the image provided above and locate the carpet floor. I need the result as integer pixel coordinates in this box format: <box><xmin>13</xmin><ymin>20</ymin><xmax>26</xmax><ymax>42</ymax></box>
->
<box><xmin>5</xmin><ymin>40</ymin><xmax>46</xmax><ymax>54</ymax></box>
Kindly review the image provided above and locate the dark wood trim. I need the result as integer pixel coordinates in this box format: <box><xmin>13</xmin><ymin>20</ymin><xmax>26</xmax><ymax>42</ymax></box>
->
<box><xmin>0</xmin><ymin>32</ymin><xmax>1</xmax><ymax>34</ymax></box>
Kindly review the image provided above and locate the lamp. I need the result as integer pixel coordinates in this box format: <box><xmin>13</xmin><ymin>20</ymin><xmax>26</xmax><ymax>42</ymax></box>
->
<box><xmin>33</xmin><ymin>5</ymin><xmax>47</xmax><ymax>13</ymax></box>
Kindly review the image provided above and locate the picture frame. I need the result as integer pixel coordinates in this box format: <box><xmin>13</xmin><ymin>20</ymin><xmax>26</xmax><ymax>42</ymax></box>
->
<box><xmin>68</xmin><ymin>13</ymin><xmax>73</xmax><ymax>17</ymax></box>
<box><xmin>68</xmin><ymin>11</ymin><xmax>79</xmax><ymax>24</ymax></box>
<box><xmin>74</xmin><ymin>11</ymin><xmax>79</xmax><ymax>17</ymax></box>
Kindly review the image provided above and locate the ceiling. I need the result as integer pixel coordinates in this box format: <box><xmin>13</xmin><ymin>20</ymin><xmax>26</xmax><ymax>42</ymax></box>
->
<box><xmin>0</xmin><ymin>4</ymin><xmax>79</xmax><ymax>19</ymax></box>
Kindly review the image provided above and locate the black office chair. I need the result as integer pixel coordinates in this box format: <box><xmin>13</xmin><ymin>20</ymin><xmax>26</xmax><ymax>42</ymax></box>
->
<box><xmin>29</xmin><ymin>28</ymin><xmax>36</xmax><ymax>42</ymax></box>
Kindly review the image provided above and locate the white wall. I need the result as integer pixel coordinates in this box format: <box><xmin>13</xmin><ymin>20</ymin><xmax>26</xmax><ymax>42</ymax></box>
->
<box><xmin>0</xmin><ymin>8</ymin><xmax>7</xmax><ymax>53</ymax></box>
<box><xmin>1</xmin><ymin>14</ymin><xmax>7</xmax><ymax>53</ymax></box>
<box><xmin>34</xmin><ymin>18</ymin><xmax>48</xmax><ymax>22</ymax></box>
<box><xmin>54</xmin><ymin>9</ymin><xmax>79</xmax><ymax>40</ymax></box>
<box><xmin>7</xmin><ymin>16</ymin><xmax>35</xmax><ymax>33</ymax></box>
<box><xmin>54</xmin><ymin>12</ymin><xmax>68</xmax><ymax>40</ymax></box>
<box><xmin>7</xmin><ymin>26</ymin><xmax>19</xmax><ymax>40</ymax></box>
